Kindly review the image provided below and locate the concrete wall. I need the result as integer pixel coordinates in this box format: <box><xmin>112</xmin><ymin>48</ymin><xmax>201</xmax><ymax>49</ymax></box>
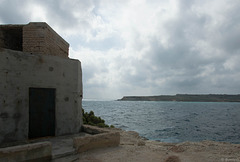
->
<box><xmin>73</xmin><ymin>132</ymin><xmax>120</xmax><ymax>153</ymax></box>
<box><xmin>0</xmin><ymin>48</ymin><xmax>83</xmax><ymax>145</ymax></box>
<box><xmin>23</xmin><ymin>22</ymin><xmax>69</xmax><ymax>58</ymax></box>
<box><xmin>0</xmin><ymin>141</ymin><xmax>52</xmax><ymax>161</ymax></box>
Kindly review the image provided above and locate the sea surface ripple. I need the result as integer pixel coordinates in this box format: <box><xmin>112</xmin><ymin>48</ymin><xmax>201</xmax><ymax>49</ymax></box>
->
<box><xmin>83</xmin><ymin>100</ymin><xmax>240</xmax><ymax>144</ymax></box>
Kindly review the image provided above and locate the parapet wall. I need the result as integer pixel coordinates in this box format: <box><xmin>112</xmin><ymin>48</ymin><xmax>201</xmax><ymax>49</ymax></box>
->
<box><xmin>0</xmin><ymin>22</ymin><xmax>69</xmax><ymax>58</ymax></box>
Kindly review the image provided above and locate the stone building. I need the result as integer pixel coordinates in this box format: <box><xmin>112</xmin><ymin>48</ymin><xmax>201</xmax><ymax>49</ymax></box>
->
<box><xmin>0</xmin><ymin>22</ymin><xmax>83</xmax><ymax>145</ymax></box>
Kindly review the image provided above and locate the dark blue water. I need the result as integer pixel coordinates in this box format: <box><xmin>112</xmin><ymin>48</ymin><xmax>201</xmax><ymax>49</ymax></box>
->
<box><xmin>82</xmin><ymin>100</ymin><xmax>240</xmax><ymax>144</ymax></box>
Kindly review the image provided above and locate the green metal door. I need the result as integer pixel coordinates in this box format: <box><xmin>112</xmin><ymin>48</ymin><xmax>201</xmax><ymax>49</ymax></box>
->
<box><xmin>29</xmin><ymin>88</ymin><xmax>56</xmax><ymax>139</ymax></box>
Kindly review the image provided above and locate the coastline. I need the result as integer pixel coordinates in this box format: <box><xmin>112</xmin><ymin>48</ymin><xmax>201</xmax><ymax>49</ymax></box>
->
<box><xmin>77</xmin><ymin>126</ymin><xmax>240</xmax><ymax>162</ymax></box>
<box><xmin>118</xmin><ymin>94</ymin><xmax>240</xmax><ymax>102</ymax></box>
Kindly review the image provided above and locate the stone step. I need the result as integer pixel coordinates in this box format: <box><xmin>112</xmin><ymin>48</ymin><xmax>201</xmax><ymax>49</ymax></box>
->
<box><xmin>51</xmin><ymin>153</ymin><xmax>79</xmax><ymax>162</ymax></box>
<box><xmin>52</xmin><ymin>149</ymin><xmax>77</xmax><ymax>160</ymax></box>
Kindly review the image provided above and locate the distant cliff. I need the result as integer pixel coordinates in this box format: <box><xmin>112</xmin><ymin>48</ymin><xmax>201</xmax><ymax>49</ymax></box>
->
<box><xmin>118</xmin><ymin>94</ymin><xmax>240</xmax><ymax>102</ymax></box>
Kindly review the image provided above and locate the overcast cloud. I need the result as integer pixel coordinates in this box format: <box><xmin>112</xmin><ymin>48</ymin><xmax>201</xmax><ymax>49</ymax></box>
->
<box><xmin>1</xmin><ymin>0</ymin><xmax>240</xmax><ymax>99</ymax></box>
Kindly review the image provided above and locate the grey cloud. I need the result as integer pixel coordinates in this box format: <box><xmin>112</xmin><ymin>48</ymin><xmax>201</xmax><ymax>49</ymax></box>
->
<box><xmin>34</xmin><ymin>0</ymin><xmax>95</xmax><ymax>30</ymax></box>
<box><xmin>1</xmin><ymin>0</ymin><xmax>240</xmax><ymax>99</ymax></box>
<box><xmin>214</xmin><ymin>10</ymin><xmax>240</xmax><ymax>53</ymax></box>
<box><xmin>0</xmin><ymin>0</ymin><xmax>29</xmax><ymax>23</ymax></box>
<box><xmin>79</xmin><ymin>0</ymin><xmax>240</xmax><ymax>98</ymax></box>
<box><xmin>0</xmin><ymin>0</ymin><xmax>99</xmax><ymax>36</ymax></box>
<box><xmin>118</xmin><ymin>0</ymin><xmax>240</xmax><ymax>96</ymax></box>
<box><xmin>79</xmin><ymin>35</ymin><xmax>125</xmax><ymax>51</ymax></box>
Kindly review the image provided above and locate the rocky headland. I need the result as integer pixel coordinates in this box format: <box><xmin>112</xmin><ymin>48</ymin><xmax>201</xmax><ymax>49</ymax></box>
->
<box><xmin>118</xmin><ymin>94</ymin><xmax>240</xmax><ymax>102</ymax></box>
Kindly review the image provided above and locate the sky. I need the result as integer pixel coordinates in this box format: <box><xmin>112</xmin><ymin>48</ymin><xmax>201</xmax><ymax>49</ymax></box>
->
<box><xmin>1</xmin><ymin>0</ymin><xmax>240</xmax><ymax>99</ymax></box>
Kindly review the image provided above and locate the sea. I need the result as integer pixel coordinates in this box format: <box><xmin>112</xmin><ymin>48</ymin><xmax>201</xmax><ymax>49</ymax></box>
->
<box><xmin>82</xmin><ymin>100</ymin><xmax>240</xmax><ymax>144</ymax></box>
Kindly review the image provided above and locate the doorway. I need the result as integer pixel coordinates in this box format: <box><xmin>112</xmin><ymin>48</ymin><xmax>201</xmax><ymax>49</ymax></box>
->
<box><xmin>29</xmin><ymin>88</ymin><xmax>56</xmax><ymax>139</ymax></box>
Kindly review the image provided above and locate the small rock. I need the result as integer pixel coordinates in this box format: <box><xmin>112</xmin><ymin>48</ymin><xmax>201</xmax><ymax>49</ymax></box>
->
<box><xmin>164</xmin><ymin>155</ymin><xmax>181</xmax><ymax>162</ymax></box>
<box><xmin>169</xmin><ymin>145</ymin><xmax>185</xmax><ymax>153</ymax></box>
<box><xmin>138</xmin><ymin>141</ymin><xmax>145</xmax><ymax>146</ymax></box>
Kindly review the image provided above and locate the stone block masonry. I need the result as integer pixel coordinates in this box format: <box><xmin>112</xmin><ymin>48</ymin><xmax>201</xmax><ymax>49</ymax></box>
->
<box><xmin>23</xmin><ymin>22</ymin><xmax>69</xmax><ymax>58</ymax></box>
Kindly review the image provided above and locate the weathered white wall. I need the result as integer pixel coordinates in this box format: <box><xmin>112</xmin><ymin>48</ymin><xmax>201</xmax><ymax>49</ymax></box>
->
<box><xmin>0</xmin><ymin>48</ymin><xmax>83</xmax><ymax>145</ymax></box>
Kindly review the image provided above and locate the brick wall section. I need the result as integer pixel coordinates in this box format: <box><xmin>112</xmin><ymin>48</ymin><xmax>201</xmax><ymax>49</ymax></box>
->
<box><xmin>22</xmin><ymin>23</ymin><xmax>45</xmax><ymax>55</ymax></box>
<box><xmin>23</xmin><ymin>22</ymin><xmax>69</xmax><ymax>58</ymax></box>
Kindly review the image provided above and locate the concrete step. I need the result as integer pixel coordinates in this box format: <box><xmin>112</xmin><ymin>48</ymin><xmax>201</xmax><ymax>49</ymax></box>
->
<box><xmin>50</xmin><ymin>136</ymin><xmax>77</xmax><ymax>160</ymax></box>
<box><xmin>52</xmin><ymin>148</ymin><xmax>77</xmax><ymax>159</ymax></box>
<box><xmin>51</xmin><ymin>153</ymin><xmax>80</xmax><ymax>162</ymax></box>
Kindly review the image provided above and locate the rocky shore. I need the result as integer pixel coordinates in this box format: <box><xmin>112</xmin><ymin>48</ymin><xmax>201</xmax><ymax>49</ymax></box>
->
<box><xmin>78</xmin><ymin>127</ymin><xmax>240</xmax><ymax>162</ymax></box>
